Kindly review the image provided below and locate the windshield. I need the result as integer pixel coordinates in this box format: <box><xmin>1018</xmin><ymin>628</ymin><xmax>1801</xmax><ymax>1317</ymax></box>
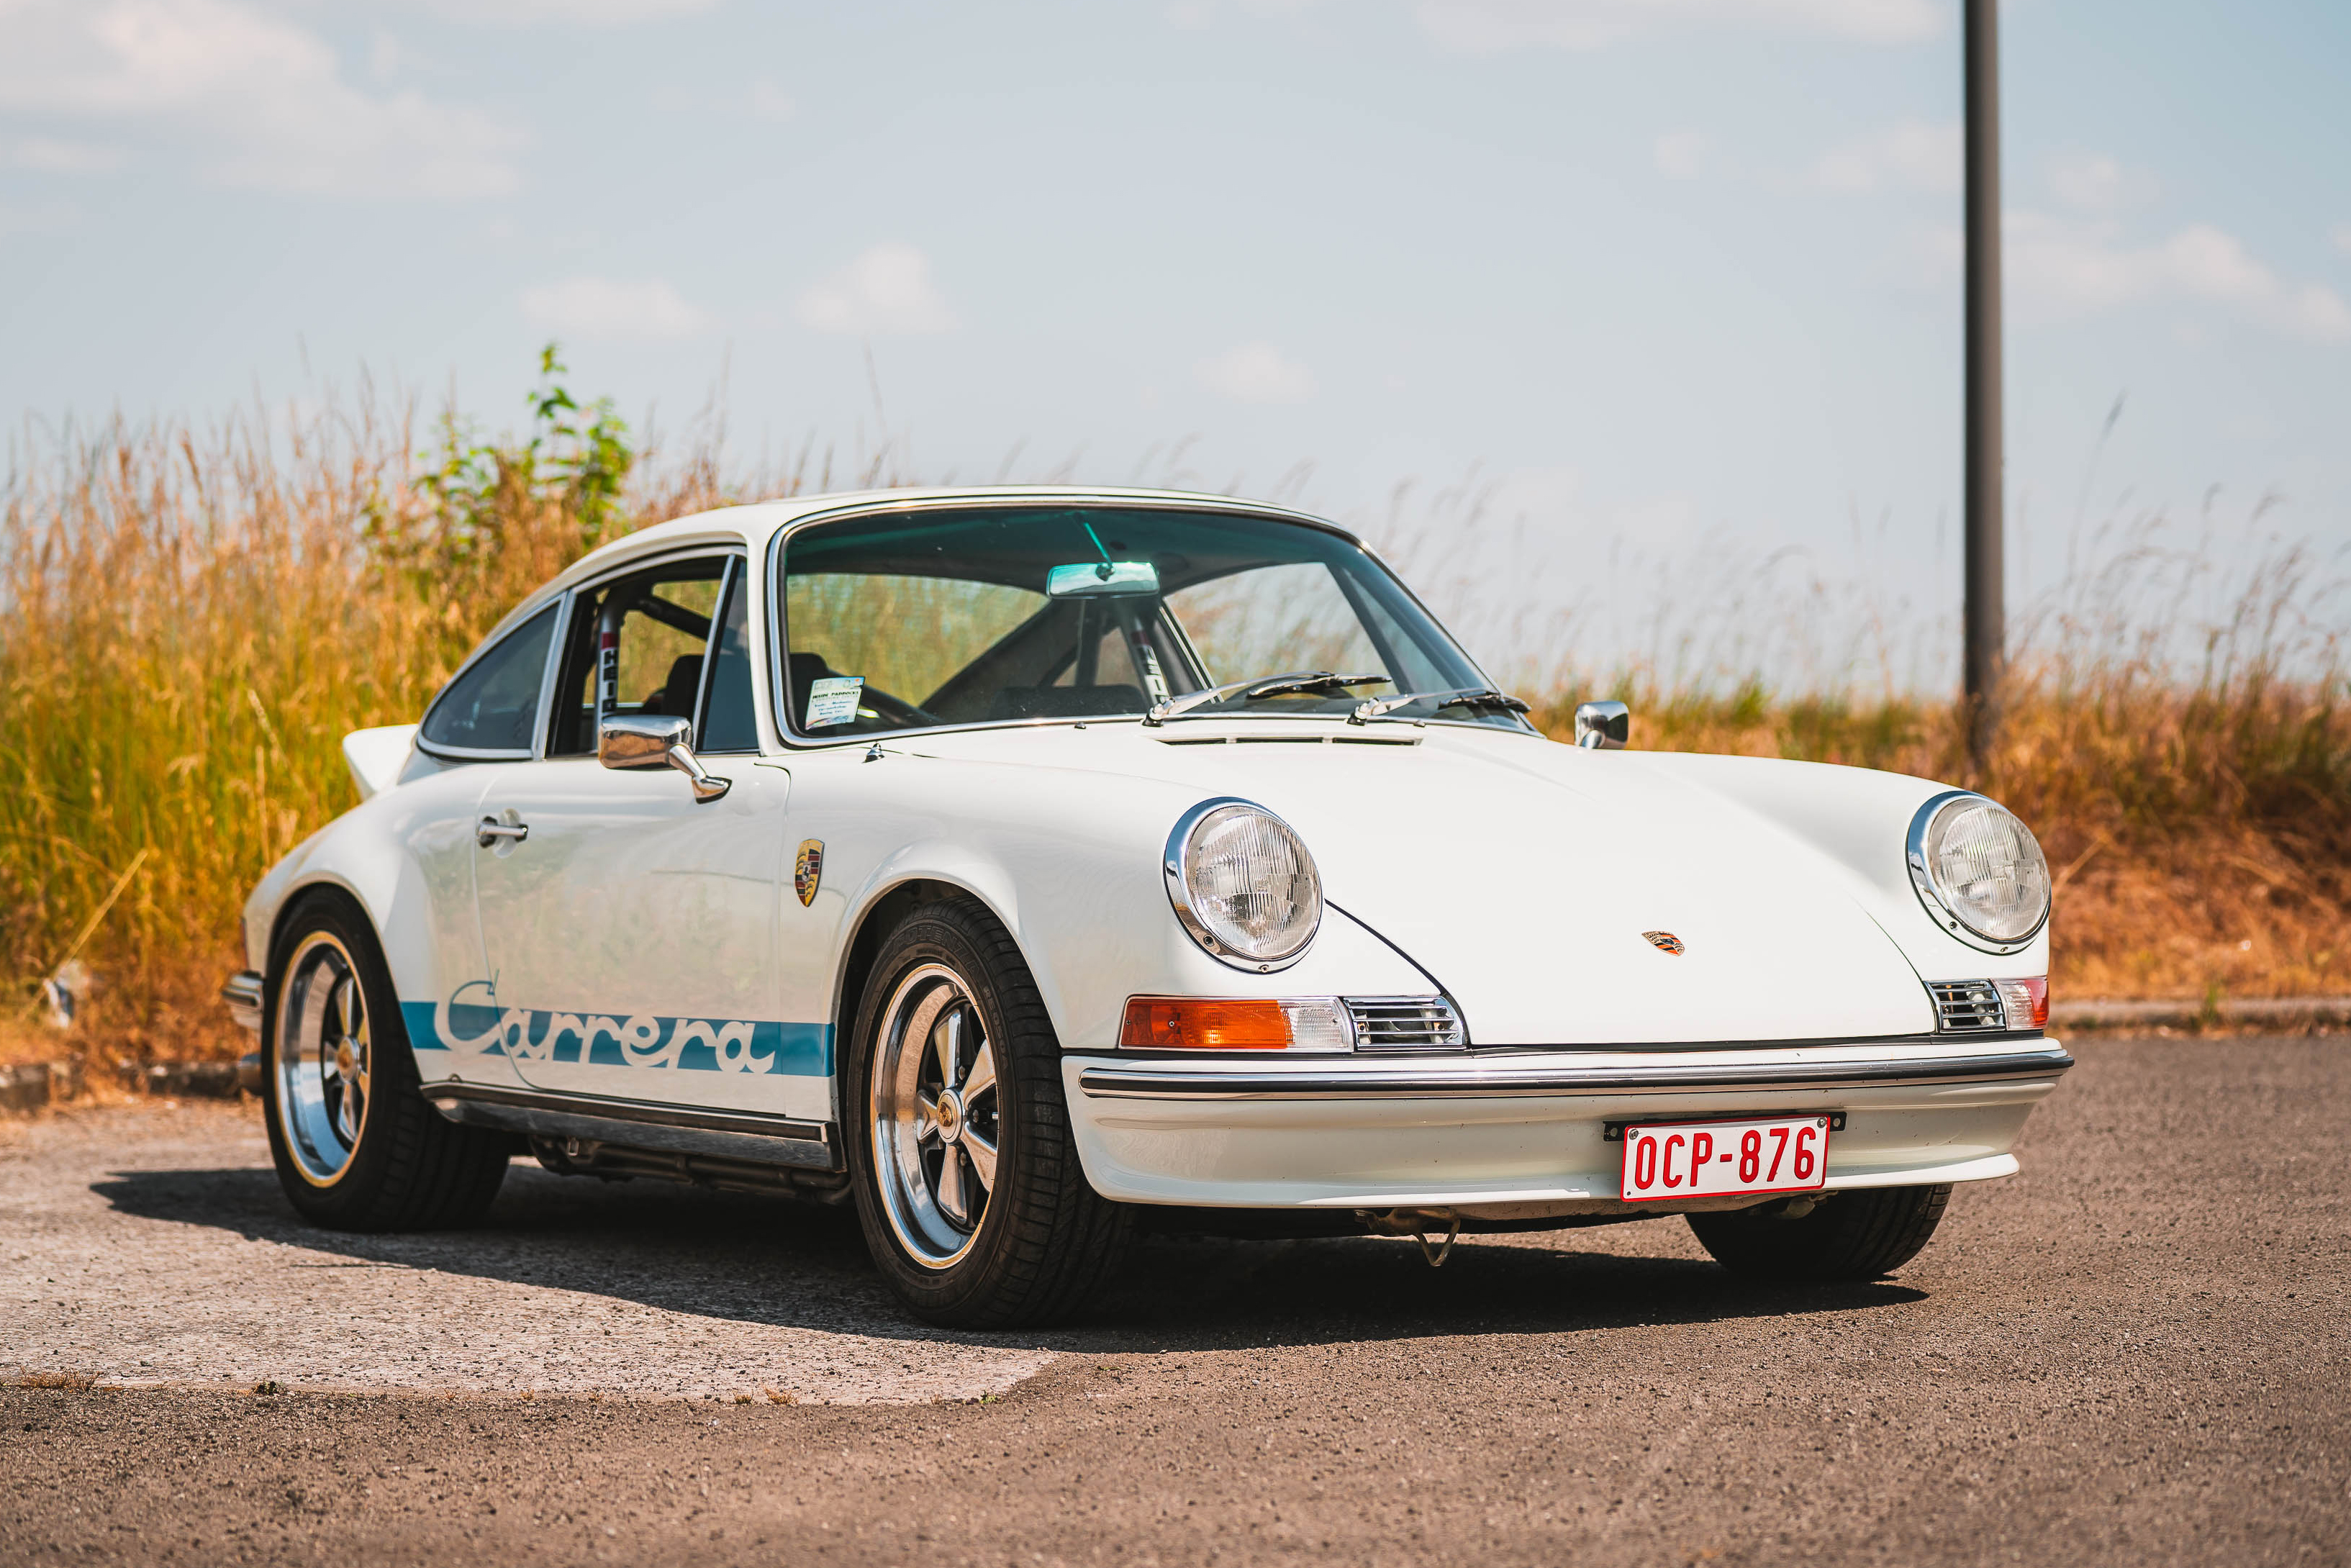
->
<box><xmin>776</xmin><ymin>504</ymin><xmax>1526</xmax><ymax>738</ymax></box>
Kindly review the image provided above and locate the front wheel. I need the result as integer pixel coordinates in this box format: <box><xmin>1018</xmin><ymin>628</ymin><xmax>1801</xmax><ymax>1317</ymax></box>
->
<box><xmin>261</xmin><ymin>892</ymin><xmax>512</xmax><ymax>1231</ymax></box>
<box><xmin>847</xmin><ymin>897</ymin><xmax>1128</xmax><ymax>1328</ymax></box>
<box><xmin>1685</xmin><ymin>1184</ymin><xmax>1952</xmax><ymax>1280</ymax></box>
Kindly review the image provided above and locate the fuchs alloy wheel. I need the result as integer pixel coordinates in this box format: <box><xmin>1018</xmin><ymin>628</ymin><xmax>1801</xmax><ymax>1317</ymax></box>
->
<box><xmin>848</xmin><ymin>897</ymin><xmax>1128</xmax><ymax>1328</ymax></box>
<box><xmin>1685</xmin><ymin>1183</ymin><xmax>1954</xmax><ymax>1281</ymax></box>
<box><xmin>871</xmin><ymin>962</ymin><xmax>1002</xmax><ymax>1267</ymax></box>
<box><xmin>273</xmin><ymin>930</ymin><xmax>376</xmax><ymax>1187</ymax></box>
<box><xmin>261</xmin><ymin>891</ymin><xmax>512</xmax><ymax>1231</ymax></box>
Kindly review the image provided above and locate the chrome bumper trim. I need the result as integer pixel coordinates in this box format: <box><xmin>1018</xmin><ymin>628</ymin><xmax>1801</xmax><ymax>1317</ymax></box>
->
<box><xmin>1074</xmin><ymin>1043</ymin><xmax>2075</xmax><ymax>1102</ymax></box>
<box><xmin>221</xmin><ymin>970</ymin><xmax>265</xmax><ymax>1034</ymax></box>
<box><xmin>421</xmin><ymin>1082</ymin><xmax>838</xmax><ymax>1170</ymax></box>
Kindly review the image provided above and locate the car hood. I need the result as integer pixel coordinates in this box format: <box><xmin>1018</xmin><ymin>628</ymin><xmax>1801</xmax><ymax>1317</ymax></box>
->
<box><xmin>909</xmin><ymin>722</ymin><xmax>1936</xmax><ymax>1046</ymax></box>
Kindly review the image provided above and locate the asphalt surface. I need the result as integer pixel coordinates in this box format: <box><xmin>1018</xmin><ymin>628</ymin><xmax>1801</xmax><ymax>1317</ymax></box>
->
<box><xmin>4</xmin><ymin>1036</ymin><xmax>2345</xmax><ymax>1567</ymax></box>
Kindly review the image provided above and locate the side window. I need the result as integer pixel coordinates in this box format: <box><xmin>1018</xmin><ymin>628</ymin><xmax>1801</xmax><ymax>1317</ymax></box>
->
<box><xmin>418</xmin><ymin>602</ymin><xmax>558</xmax><ymax>756</ymax></box>
<box><xmin>548</xmin><ymin>556</ymin><xmax>731</xmax><ymax>756</ymax></box>
<box><xmin>697</xmin><ymin>567</ymin><xmax>760</xmax><ymax>752</ymax></box>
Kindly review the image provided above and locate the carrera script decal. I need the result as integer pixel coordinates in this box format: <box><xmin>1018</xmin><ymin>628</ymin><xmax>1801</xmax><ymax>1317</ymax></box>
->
<box><xmin>401</xmin><ymin>982</ymin><xmax>831</xmax><ymax>1077</ymax></box>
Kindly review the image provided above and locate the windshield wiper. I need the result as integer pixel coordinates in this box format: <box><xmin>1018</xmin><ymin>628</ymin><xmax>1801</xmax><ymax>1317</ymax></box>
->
<box><xmin>1142</xmin><ymin>671</ymin><xmax>1389</xmax><ymax>727</ymax></box>
<box><xmin>1348</xmin><ymin>686</ymin><xmax>1531</xmax><ymax>725</ymax></box>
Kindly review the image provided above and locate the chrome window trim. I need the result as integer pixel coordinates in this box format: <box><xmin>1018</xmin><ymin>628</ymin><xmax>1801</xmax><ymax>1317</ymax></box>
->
<box><xmin>529</xmin><ymin>589</ymin><xmax>574</xmax><ymax>760</ymax></box>
<box><xmin>760</xmin><ymin>491</ymin><xmax>1534</xmax><ymax>753</ymax></box>
<box><xmin>1162</xmin><ymin>796</ymin><xmax>1323</xmax><ymax>973</ymax></box>
<box><xmin>684</xmin><ymin>555</ymin><xmax>766</xmax><ymax>755</ymax></box>
<box><xmin>414</xmin><ymin>598</ymin><xmax>566</xmax><ymax>763</ymax></box>
<box><xmin>1906</xmin><ymin>789</ymin><xmax>2049</xmax><ymax>955</ymax></box>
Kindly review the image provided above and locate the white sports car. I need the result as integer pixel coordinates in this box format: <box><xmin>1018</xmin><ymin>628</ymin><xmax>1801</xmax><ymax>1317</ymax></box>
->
<box><xmin>224</xmin><ymin>487</ymin><xmax>2067</xmax><ymax>1325</ymax></box>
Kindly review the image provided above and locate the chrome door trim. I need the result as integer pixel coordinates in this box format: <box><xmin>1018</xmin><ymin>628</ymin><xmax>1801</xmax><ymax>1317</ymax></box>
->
<box><xmin>422</xmin><ymin>1082</ymin><xmax>838</xmax><ymax>1170</ymax></box>
<box><xmin>1074</xmin><ymin>1043</ymin><xmax>2075</xmax><ymax>1102</ymax></box>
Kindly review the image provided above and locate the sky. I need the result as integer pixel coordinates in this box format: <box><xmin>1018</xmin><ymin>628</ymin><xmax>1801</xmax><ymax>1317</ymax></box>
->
<box><xmin>2</xmin><ymin>0</ymin><xmax>2347</xmax><ymax>686</ymax></box>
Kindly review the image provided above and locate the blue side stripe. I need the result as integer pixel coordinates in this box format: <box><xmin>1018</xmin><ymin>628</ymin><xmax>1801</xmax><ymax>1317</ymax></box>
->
<box><xmin>399</xmin><ymin>1001</ymin><xmax>832</xmax><ymax>1077</ymax></box>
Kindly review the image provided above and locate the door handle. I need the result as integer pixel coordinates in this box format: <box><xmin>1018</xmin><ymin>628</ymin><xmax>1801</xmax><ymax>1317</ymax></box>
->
<box><xmin>476</xmin><ymin>817</ymin><xmax>529</xmax><ymax>848</ymax></box>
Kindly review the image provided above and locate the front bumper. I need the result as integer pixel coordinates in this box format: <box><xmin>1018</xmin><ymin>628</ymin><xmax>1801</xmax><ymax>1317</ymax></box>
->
<box><xmin>1064</xmin><ymin>1036</ymin><xmax>2070</xmax><ymax>1214</ymax></box>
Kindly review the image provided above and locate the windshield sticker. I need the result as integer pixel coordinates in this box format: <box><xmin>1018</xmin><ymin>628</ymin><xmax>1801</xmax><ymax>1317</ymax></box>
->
<box><xmin>805</xmin><ymin>675</ymin><xmax>864</xmax><ymax>728</ymax></box>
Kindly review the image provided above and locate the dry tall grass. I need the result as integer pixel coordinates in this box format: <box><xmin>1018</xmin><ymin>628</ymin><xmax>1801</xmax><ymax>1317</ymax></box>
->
<box><xmin>2</xmin><ymin>380</ymin><xmax>2344</xmax><ymax>1069</ymax></box>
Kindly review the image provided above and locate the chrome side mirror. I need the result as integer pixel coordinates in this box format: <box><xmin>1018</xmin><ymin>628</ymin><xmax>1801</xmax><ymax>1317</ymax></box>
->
<box><xmin>598</xmin><ymin>713</ymin><xmax>731</xmax><ymax>802</ymax></box>
<box><xmin>1574</xmin><ymin>699</ymin><xmax>1629</xmax><ymax>750</ymax></box>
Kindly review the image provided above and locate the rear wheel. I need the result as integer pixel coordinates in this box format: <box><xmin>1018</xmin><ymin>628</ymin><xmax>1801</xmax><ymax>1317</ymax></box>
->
<box><xmin>1685</xmin><ymin>1184</ymin><xmax>1952</xmax><ymax>1280</ymax></box>
<box><xmin>261</xmin><ymin>892</ymin><xmax>511</xmax><ymax>1231</ymax></box>
<box><xmin>848</xmin><ymin>897</ymin><xmax>1128</xmax><ymax>1327</ymax></box>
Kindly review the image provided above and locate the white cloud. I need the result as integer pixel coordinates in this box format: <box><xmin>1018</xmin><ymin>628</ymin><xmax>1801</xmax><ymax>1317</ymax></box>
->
<box><xmin>521</xmin><ymin>276</ymin><xmax>711</xmax><ymax>342</ymax></box>
<box><xmin>1814</xmin><ymin>118</ymin><xmax>1959</xmax><ymax>193</ymax></box>
<box><xmin>747</xmin><ymin>78</ymin><xmax>794</xmax><ymax>122</ymax></box>
<box><xmin>0</xmin><ymin>0</ymin><xmax>522</xmax><ymax>198</ymax></box>
<box><xmin>794</xmin><ymin>243</ymin><xmax>956</xmax><ymax>335</ymax></box>
<box><xmin>2008</xmin><ymin>214</ymin><xmax>2351</xmax><ymax>344</ymax></box>
<box><xmin>5</xmin><ymin>136</ymin><xmax>123</xmax><ymax>173</ymax></box>
<box><xmin>1412</xmin><ymin>0</ymin><xmax>1939</xmax><ymax>52</ymax></box>
<box><xmin>1489</xmin><ymin>464</ymin><xmax>1585</xmax><ymax>519</ymax></box>
<box><xmin>1652</xmin><ymin>129</ymin><xmax>1706</xmax><ymax>180</ymax></box>
<box><xmin>2044</xmin><ymin>150</ymin><xmax>2155</xmax><ymax>214</ymax></box>
<box><xmin>0</xmin><ymin>199</ymin><xmax>82</xmax><ymax>235</ymax></box>
<box><xmin>399</xmin><ymin>0</ymin><xmax>718</xmax><ymax>23</ymax></box>
<box><xmin>1196</xmin><ymin>342</ymin><xmax>1316</xmax><ymax>404</ymax></box>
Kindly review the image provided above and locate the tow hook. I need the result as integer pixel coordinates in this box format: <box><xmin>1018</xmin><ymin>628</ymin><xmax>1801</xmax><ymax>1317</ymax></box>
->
<box><xmin>1356</xmin><ymin>1207</ymin><xmax>1463</xmax><ymax>1267</ymax></box>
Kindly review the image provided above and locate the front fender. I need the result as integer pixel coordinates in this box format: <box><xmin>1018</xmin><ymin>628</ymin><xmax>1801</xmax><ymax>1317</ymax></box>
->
<box><xmin>799</xmin><ymin>753</ymin><xmax>1434</xmax><ymax>1057</ymax></box>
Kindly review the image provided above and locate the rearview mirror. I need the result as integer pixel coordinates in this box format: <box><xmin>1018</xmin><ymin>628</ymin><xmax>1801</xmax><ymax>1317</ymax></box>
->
<box><xmin>1047</xmin><ymin>561</ymin><xmax>1159</xmax><ymax>597</ymax></box>
<box><xmin>599</xmin><ymin>713</ymin><xmax>732</xmax><ymax>802</ymax></box>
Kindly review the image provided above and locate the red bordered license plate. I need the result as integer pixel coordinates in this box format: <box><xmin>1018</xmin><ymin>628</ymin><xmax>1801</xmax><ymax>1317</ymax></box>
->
<box><xmin>1620</xmin><ymin>1114</ymin><xmax>1831</xmax><ymax>1202</ymax></box>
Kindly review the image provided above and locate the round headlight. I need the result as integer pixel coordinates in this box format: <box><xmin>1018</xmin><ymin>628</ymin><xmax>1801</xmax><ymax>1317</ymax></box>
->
<box><xmin>1164</xmin><ymin>800</ymin><xmax>1322</xmax><ymax>970</ymax></box>
<box><xmin>1907</xmin><ymin>792</ymin><xmax>2051</xmax><ymax>949</ymax></box>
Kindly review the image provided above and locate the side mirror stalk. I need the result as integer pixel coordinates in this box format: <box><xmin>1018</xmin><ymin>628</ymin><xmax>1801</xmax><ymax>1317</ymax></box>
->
<box><xmin>598</xmin><ymin>714</ymin><xmax>732</xmax><ymax>802</ymax></box>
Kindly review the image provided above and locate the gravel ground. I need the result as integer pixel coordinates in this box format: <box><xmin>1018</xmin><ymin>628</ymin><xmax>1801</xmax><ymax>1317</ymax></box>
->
<box><xmin>3</xmin><ymin>1035</ymin><xmax>2345</xmax><ymax>1566</ymax></box>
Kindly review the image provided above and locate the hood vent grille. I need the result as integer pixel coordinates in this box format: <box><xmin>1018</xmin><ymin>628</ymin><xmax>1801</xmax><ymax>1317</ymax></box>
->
<box><xmin>1346</xmin><ymin>997</ymin><xmax>1467</xmax><ymax>1050</ymax></box>
<box><xmin>1929</xmin><ymin>981</ymin><xmax>2006</xmax><ymax>1031</ymax></box>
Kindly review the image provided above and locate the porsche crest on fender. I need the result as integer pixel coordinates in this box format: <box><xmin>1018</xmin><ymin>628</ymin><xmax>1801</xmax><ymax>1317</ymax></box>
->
<box><xmin>794</xmin><ymin>840</ymin><xmax>825</xmax><ymax>906</ymax></box>
<box><xmin>1641</xmin><ymin>930</ymin><xmax>1685</xmax><ymax>955</ymax></box>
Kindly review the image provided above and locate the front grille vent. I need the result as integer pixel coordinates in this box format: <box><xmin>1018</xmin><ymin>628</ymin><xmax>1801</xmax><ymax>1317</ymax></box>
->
<box><xmin>1346</xmin><ymin>997</ymin><xmax>1467</xmax><ymax>1050</ymax></box>
<box><xmin>1929</xmin><ymin>980</ymin><xmax>2006</xmax><ymax>1032</ymax></box>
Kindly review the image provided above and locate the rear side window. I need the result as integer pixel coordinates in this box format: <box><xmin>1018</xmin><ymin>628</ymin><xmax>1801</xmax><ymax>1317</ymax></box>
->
<box><xmin>419</xmin><ymin>603</ymin><xmax>559</xmax><ymax>756</ymax></box>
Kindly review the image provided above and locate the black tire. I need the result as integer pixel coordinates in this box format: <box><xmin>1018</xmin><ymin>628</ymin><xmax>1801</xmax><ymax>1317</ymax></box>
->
<box><xmin>846</xmin><ymin>897</ymin><xmax>1129</xmax><ymax>1328</ymax></box>
<box><xmin>1685</xmin><ymin>1184</ymin><xmax>1952</xmax><ymax>1281</ymax></box>
<box><xmin>260</xmin><ymin>890</ymin><xmax>511</xmax><ymax>1231</ymax></box>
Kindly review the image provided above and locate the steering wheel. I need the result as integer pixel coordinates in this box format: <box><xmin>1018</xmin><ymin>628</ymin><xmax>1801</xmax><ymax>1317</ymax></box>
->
<box><xmin>855</xmin><ymin>684</ymin><xmax>939</xmax><ymax>728</ymax></box>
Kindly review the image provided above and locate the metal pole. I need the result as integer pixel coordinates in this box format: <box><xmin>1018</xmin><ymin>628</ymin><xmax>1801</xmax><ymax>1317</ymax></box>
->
<box><xmin>1963</xmin><ymin>0</ymin><xmax>2004</xmax><ymax>772</ymax></box>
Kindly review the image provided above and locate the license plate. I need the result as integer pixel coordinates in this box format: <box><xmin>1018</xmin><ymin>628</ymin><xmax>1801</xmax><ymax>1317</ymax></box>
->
<box><xmin>1619</xmin><ymin>1114</ymin><xmax>1831</xmax><ymax>1202</ymax></box>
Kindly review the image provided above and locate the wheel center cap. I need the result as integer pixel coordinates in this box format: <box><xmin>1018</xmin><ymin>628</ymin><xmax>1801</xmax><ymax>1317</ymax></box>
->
<box><xmin>935</xmin><ymin>1087</ymin><xmax>964</xmax><ymax>1144</ymax></box>
<box><xmin>335</xmin><ymin>1041</ymin><xmax>356</xmax><ymax>1079</ymax></box>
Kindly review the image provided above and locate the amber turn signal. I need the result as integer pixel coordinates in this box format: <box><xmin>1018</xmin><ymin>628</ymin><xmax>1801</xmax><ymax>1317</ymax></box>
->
<box><xmin>1120</xmin><ymin>997</ymin><xmax>1292</xmax><ymax>1049</ymax></box>
<box><xmin>1995</xmin><ymin>976</ymin><xmax>2050</xmax><ymax>1029</ymax></box>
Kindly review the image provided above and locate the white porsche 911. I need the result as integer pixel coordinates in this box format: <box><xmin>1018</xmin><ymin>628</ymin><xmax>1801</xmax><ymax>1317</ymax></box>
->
<box><xmin>224</xmin><ymin>488</ymin><xmax>2067</xmax><ymax>1326</ymax></box>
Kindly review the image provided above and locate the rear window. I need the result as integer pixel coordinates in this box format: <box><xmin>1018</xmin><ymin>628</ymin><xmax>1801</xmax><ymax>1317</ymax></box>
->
<box><xmin>419</xmin><ymin>602</ymin><xmax>558</xmax><ymax>756</ymax></box>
